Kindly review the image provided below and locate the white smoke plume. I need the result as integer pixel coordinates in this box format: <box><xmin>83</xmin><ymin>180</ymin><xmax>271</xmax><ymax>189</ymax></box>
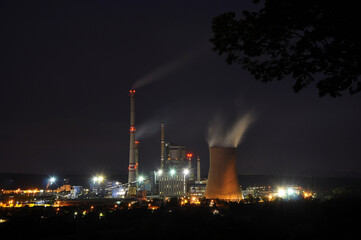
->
<box><xmin>135</xmin><ymin>120</ymin><xmax>160</xmax><ymax>139</ymax></box>
<box><xmin>207</xmin><ymin>112</ymin><xmax>255</xmax><ymax>148</ymax></box>
<box><xmin>132</xmin><ymin>48</ymin><xmax>206</xmax><ymax>90</ymax></box>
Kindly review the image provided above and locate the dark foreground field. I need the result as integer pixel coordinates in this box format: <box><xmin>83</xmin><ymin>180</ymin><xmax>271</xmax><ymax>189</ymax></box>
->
<box><xmin>1</xmin><ymin>198</ymin><xmax>360</xmax><ymax>240</ymax></box>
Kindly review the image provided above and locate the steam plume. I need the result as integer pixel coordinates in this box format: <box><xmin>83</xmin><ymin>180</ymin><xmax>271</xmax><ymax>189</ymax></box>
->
<box><xmin>207</xmin><ymin>112</ymin><xmax>255</xmax><ymax>148</ymax></box>
<box><xmin>135</xmin><ymin>120</ymin><xmax>160</xmax><ymax>139</ymax></box>
<box><xmin>132</xmin><ymin>49</ymin><xmax>205</xmax><ymax>89</ymax></box>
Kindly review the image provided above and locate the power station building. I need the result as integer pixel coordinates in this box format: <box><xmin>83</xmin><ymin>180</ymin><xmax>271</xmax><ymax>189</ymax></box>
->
<box><xmin>157</xmin><ymin>123</ymin><xmax>199</xmax><ymax>197</ymax></box>
<box><xmin>126</xmin><ymin>91</ymin><xmax>204</xmax><ymax>199</ymax></box>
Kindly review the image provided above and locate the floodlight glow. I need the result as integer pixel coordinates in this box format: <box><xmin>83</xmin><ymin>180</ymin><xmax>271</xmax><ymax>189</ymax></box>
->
<box><xmin>92</xmin><ymin>177</ymin><xmax>98</xmax><ymax>183</ymax></box>
<box><xmin>170</xmin><ymin>169</ymin><xmax>176</xmax><ymax>176</ymax></box>
<box><xmin>157</xmin><ymin>169</ymin><xmax>163</xmax><ymax>176</ymax></box>
<box><xmin>98</xmin><ymin>176</ymin><xmax>104</xmax><ymax>182</ymax></box>
<box><xmin>183</xmin><ymin>169</ymin><xmax>190</xmax><ymax>175</ymax></box>
<box><xmin>287</xmin><ymin>188</ymin><xmax>295</xmax><ymax>195</ymax></box>
<box><xmin>138</xmin><ymin>176</ymin><xmax>145</xmax><ymax>182</ymax></box>
<box><xmin>277</xmin><ymin>188</ymin><xmax>286</xmax><ymax>198</ymax></box>
<box><xmin>49</xmin><ymin>177</ymin><xmax>56</xmax><ymax>184</ymax></box>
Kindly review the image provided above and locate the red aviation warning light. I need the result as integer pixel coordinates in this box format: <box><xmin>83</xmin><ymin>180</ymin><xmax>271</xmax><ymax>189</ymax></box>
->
<box><xmin>187</xmin><ymin>153</ymin><xmax>193</xmax><ymax>159</ymax></box>
<box><xmin>129</xmin><ymin>89</ymin><xmax>136</xmax><ymax>95</ymax></box>
<box><xmin>130</xmin><ymin>126</ymin><xmax>136</xmax><ymax>133</ymax></box>
<box><xmin>135</xmin><ymin>141</ymin><xmax>139</xmax><ymax>144</ymax></box>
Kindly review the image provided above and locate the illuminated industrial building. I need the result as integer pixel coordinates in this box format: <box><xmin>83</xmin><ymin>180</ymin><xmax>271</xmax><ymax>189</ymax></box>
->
<box><xmin>188</xmin><ymin>180</ymin><xmax>207</xmax><ymax>199</ymax></box>
<box><xmin>158</xmin><ymin>171</ymin><xmax>186</xmax><ymax>197</ymax></box>
<box><xmin>160</xmin><ymin>123</ymin><xmax>188</xmax><ymax>171</ymax></box>
<box><xmin>70</xmin><ymin>186</ymin><xmax>83</xmax><ymax>199</ymax></box>
<box><xmin>157</xmin><ymin>123</ymin><xmax>199</xmax><ymax>197</ymax></box>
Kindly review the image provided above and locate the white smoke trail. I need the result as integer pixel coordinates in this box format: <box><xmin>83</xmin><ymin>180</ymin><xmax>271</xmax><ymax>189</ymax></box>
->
<box><xmin>207</xmin><ymin>112</ymin><xmax>255</xmax><ymax>148</ymax></box>
<box><xmin>135</xmin><ymin>120</ymin><xmax>160</xmax><ymax>139</ymax></box>
<box><xmin>131</xmin><ymin>54</ymin><xmax>190</xmax><ymax>89</ymax></box>
<box><xmin>131</xmin><ymin>48</ymin><xmax>207</xmax><ymax>90</ymax></box>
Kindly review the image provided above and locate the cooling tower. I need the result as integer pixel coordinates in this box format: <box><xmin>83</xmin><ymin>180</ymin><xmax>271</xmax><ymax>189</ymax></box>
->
<box><xmin>204</xmin><ymin>147</ymin><xmax>242</xmax><ymax>201</ymax></box>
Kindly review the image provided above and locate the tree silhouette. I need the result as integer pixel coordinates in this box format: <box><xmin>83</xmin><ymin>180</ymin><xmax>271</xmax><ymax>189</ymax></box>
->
<box><xmin>210</xmin><ymin>0</ymin><xmax>361</xmax><ymax>97</ymax></box>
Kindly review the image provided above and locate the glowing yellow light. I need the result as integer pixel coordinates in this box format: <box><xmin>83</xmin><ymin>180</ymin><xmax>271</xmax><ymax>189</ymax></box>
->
<box><xmin>93</xmin><ymin>175</ymin><xmax>104</xmax><ymax>183</ymax></box>
<box><xmin>0</xmin><ymin>219</ymin><xmax>7</xmax><ymax>223</ymax></box>
<box><xmin>277</xmin><ymin>188</ymin><xmax>286</xmax><ymax>198</ymax></box>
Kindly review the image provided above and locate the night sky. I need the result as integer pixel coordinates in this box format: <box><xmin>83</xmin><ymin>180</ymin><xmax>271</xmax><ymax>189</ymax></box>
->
<box><xmin>1</xmin><ymin>0</ymin><xmax>361</xmax><ymax>178</ymax></box>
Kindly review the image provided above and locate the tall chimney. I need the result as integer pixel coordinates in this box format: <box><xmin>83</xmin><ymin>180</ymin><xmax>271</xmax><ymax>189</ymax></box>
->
<box><xmin>160</xmin><ymin>122</ymin><xmax>165</xmax><ymax>170</ymax></box>
<box><xmin>128</xmin><ymin>90</ymin><xmax>136</xmax><ymax>196</ymax></box>
<box><xmin>197</xmin><ymin>156</ymin><xmax>201</xmax><ymax>181</ymax></box>
<box><xmin>204</xmin><ymin>147</ymin><xmax>242</xmax><ymax>201</ymax></box>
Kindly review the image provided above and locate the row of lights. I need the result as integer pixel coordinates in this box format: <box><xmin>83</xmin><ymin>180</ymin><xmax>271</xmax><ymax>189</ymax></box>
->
<box><xmin>48</xmin><ymin>168</ymin><xmax>191</xmax><ymax>186</ymax></box>
<box><xmin>48</xmin><ymin>175</ymin><xmax>105</xmax><ymax>185</ymax></box>
<box><xmin>156</xmin><ymin>168</ymin><xmax>190</xmax><ymax>176</ymax></box>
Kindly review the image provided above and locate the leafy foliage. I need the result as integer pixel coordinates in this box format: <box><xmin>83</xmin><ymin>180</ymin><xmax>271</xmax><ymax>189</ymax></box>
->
<box><xmin>210</xmin><ymin>0</ymin><xmax>361</xmax><ymax>97</ymax></box>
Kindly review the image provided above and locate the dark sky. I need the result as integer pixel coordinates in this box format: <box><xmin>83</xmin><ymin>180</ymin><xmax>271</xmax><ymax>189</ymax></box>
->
<box><xmin>1</xmin><ymin>0</ymin><xmax>361</xmax><ymax>178</ymax></box>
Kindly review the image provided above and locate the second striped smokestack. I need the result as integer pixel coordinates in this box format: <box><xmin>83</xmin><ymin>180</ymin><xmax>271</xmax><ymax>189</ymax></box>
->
<box><xmin>128</xmin><ymin>89</ymin><xmax>137</xmax><ymax>196</ymax></box>
<box><xmin>197</xmin><ymin>156</ymin><xmax>201</xmax><ymax>181</ymax></box>
<box><xmin>160</xmin><ymin>122</ymin><xmax>165</xmax><ymax>170</ymax></box>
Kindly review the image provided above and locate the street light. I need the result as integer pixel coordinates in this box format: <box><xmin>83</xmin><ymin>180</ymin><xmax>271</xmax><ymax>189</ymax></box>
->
<box><xmin>46</xmin><ymin>176</ymin><xmax>56</xmax><ymax>190</ymax></box>
<box><xmin>277</xmin><ymin>188</ymin><xmax>286</xmax><ymax>198</ymax></box>
<box><xmin>93</xmin><ymin>175</ymin><xmax>105</xmax><ymax>183</ymax></box>
<box><xmin>92</xmin><ymin>176</ymin><xmax>99</xmax><ymax>183</ymax></box>
<box><xmin>49</xmin><ymin>177</ymin><xmax>56</xmax><ymax>184</ymax></box>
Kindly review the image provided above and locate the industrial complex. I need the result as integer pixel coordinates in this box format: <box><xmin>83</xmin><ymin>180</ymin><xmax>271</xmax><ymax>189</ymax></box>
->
<box><xmin>0</xmin><ymin>90</ymin><xmax>314</xmax><ymax>208</ymax></box>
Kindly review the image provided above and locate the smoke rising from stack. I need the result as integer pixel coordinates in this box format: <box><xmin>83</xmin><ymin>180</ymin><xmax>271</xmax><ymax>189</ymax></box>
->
<box><xmin>207</xmin><ymin>112</ymin><xmax>255</xmax><ymax>148</ymax></box>
<box><xmin>131</xmin><ymin>48</ymin><xmax>206</xmax><ymax>90</ymax></box>
<box><xmin>135</xmin><ymin>120</ymin><xmax>160</xmax><ymax>139</ymax></box>
<box><xmin>131</xmin><ymin>54</ymin><xmax>190</xmax><ymax>89</ymax></box>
